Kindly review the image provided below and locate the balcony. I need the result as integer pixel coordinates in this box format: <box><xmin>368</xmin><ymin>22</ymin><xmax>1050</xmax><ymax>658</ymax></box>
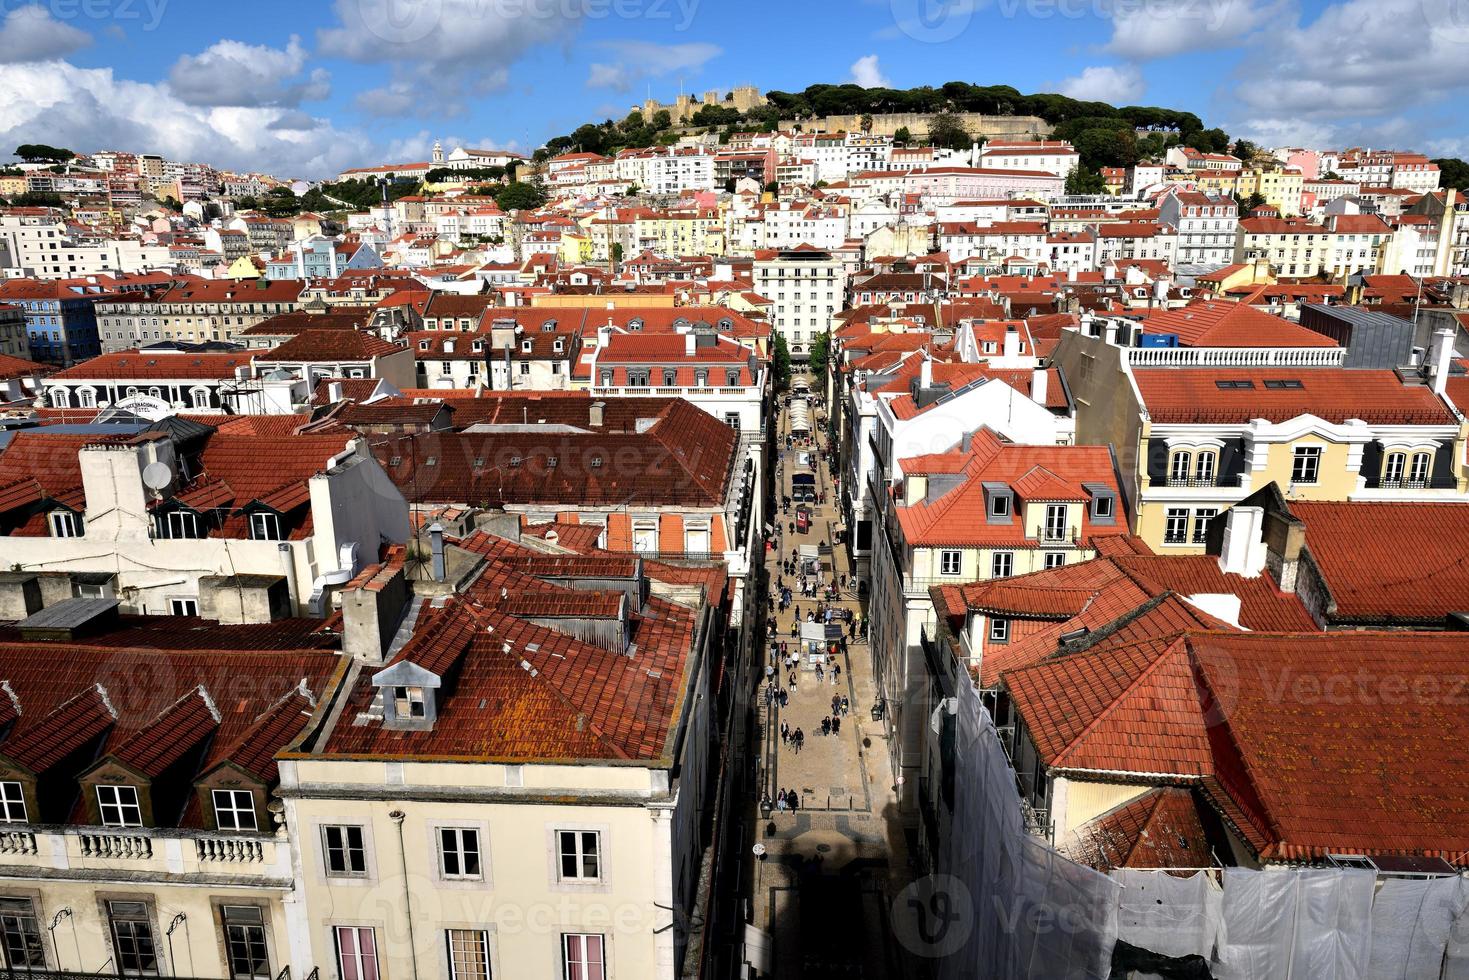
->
<box><xmin>1039</xmin><ymin>525</ymin><xmax>1080</xmax><ymax>545</ymax></box>
<box><xmin>1125</xmin><ymin>346</ymin><xmax>1346</xmax><ymax>368</ymax></box>
<box><xmin>0</xmin><ymin>826</ymin><xmax>290</xmax><ymax>884</ymax></box>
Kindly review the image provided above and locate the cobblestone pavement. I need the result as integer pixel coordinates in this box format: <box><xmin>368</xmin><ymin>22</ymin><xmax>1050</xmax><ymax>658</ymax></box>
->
<box><xmin>741</xmin><ymin>374</ymin><xmax>918</xmax><ymax>979</ymax></box>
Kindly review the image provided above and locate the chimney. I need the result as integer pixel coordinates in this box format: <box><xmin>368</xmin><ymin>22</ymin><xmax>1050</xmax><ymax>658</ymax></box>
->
<box><xmin>1102</xmin><ymin>319</ymin><xmax>1119</xmax><ymax>346</ymax></box>
<box><xmin>685</xmin><ymin>332</ymin><xmax>696</xmax><ymax>355</ymax></box>
<box><xmin>1002</xmin><ymin>324</ymin><xmax>1020</xmax><ymax>360</ymax></box>
<box><xmin>589</xmin><ymin>400</ymin><xmax>605</xmax><ymax>427</ymax></box>
<box><xmin>327</xmin><ymin>380</ymin><xmax>344</xmax><ymax>403</ymax></box>
<box><xmin>919</xmin><ymin>354</ymin><xmax>932</xmax><ymax>391</ymax></box>
<box><xmin>428</xmin><ymin>523</ymin><xmax>446</xmax><ymax>582</ymax></box>
<box><xmin>597</xmin><ymin>324</ymin><xmax>612</xmax><ymax>349</ymax></box>
<box><xmin>1031</xmin><ymin>368</ymin><xmax>1048</xmax><ymax>405</ymax></box>
<box><xmin>1430</xmin><ymin>327</ymin><xmax>1456</xmax><ymax>396</ymax></box>
<box><xmin>1218</xmin><ymin>506</ymin><xmax>1266</xmax><ymax>578</ymax></box>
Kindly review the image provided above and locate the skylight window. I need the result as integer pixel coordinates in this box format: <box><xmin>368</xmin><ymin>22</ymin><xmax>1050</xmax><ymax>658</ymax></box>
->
<box><xmin>1263</xmin><ymin>379</ymin><xmax>1304</xmax><ymax>389</ymax></box>
<box><xmin>1214</xmin><ymin>380</ymin><xmax>1255</xmax><ymax>390</ymax></box>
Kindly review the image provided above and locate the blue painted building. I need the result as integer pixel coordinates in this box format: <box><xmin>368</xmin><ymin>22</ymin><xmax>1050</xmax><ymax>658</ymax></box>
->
<box><xmin>0</xmin><ymin>280</ymin><xmax>105</xmax><ymax>367</ymax></box>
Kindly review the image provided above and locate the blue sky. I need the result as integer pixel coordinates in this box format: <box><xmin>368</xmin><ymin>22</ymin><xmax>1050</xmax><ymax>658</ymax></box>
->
<box><xmin>0</xmin><ymin>0</ymin><xmax>1466</xmax><ymax>177</ymax></box>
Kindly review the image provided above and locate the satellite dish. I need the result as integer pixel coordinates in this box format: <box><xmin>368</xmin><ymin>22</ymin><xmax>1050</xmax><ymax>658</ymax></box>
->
<box><xmin>142</xmin><ymin>462</ymin><xmax>172</xmax><ymax>492</ymax></box>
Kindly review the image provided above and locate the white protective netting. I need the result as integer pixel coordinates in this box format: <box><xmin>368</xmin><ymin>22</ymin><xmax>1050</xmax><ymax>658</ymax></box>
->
<box><xmin>937</xmin><ymin>678</ymin><xmax>1469</xmax><ymax>979</ymax></box>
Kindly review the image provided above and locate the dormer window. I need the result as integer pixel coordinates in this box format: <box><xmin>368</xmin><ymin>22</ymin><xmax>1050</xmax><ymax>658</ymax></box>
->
<box><xmin>393</xmin><ymin>687</ymin><xmax>426</xmax><ymax>719</ymax></box>
<box><xmin>553</xmin><ymin>339</ymin><xmax>564</xmax><ymax>352</ymax></box>
<box><xmin>97</xmin><ymin>784</ymin><xmax>142</xmax><ymax>827</ymax></box>
<box><xmin>419</xmin><ymin>340</ymin><xmax>430</xmax><ymax>351</ymax></box>
<box><xmin>521</xmin><ymin>339</ymin><xmax>532</xmax><ymax>353</ymax></box>
<box><xmin>249</xmin><ymin>513</ymin><xmax>282</xmax><ymax>541</ymax></box>
<box><xmin>212</xmin><ymin>789</ymin><xmax>258</xmax><ymax>831</ymax></box>
<box><xmin>49</xmin><ymin>511</ymin><xmax>83</xmax><ymax>538</ymax></box>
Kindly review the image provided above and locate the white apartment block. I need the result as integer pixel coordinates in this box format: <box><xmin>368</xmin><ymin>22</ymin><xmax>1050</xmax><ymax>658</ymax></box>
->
<box><xmin>753</xmin><ymin>246</ymin><xmax>847</xmax><ymax>360</ymax></box>
<box><xmin>1158</xmin><ymin>189</ymin><xmax>1239</xmax><ymax>271</ymax></box>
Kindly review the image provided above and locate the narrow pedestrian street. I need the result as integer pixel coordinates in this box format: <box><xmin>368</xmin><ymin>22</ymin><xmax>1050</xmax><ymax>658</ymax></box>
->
<box><xmin>738</xmin><ymin>370</ymin><xmax>919</xmax><ymax>979</ymax></box>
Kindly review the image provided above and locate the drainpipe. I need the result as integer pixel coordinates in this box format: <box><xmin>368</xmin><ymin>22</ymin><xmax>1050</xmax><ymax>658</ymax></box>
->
<box><xmin>388</xmin><ymin>810</ymin><xmax>420</xmax><ymax>980</ymax></box>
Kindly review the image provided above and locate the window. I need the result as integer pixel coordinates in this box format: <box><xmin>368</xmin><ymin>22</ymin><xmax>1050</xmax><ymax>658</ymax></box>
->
<box><xmin>107</xmin><ymin>901</ymin><xmax>157</xmax><ymax>976</ymax></box>
<box><xmin>97</xmin><ymin>785</ymin><xmax>142</xmax><ymax>827</ymax></box>
<box><xmin>939</xmin><ymin>550</ymin><xmax>962</xmax><ymax>576</ymax></box>
<box><xmin>1044</xmin><ymin>552</ymin><xmax>1066</xmax><ymax>570</ymax></box>
<box><xmin>632</xmin><ymin>521</ymin><xmax>657</xmax><ymax>555</ymax></box>
<box><xmin>1291</xmin><ymin>446</ymin><xmax>1321</xmax><ymax>485</ymax></box>
<box><xmin>989</xmin><ymin>494</ymin><xmax>1011</xmax><ymax>518</ymax></box>
<box><xmin>990</xmin><ymin>552</ymin><xmax>1014</xmax><ymax>578</ymax></box>
<box><xmin>561</xmin><ymin>934</ymin><xmax>605</xmax><ymax>980</ymax></box>
<box><xmin>1408</xmin><ymin>451</ymin><xmax>1432</xmax><ymax>485</ymax></box>
<box><xmin>394</xmin><ymin>687</ymin><xmax>426</xmax><ymax>719</ymax></box>
<box><xmin>1192</xmin><ymin>508</ymin><xmax>1218</xmax><ymax>545</ymax></box>
<box><xmin>163</xmin><ymin>510</ymin><xmax>201</xmax><ymax>539</ymax></box>
<box><xmin>1043</xmin><ymin>504</ymin><xmax>1067</xmax><ymax>542</ymax></box>
<box><xmin>334</xmin><ymin>927</ymin><xmax>377</xmax><ymax>980</ymax></box>
<box><xmin>0</xmin><ymin>898</ymin><xmax>44</xmax><ymax>971</ymax></box>
<box><xmin>1164</xmin><ymin>508</ymin><xmax>1190</xmax><ymax>544</ymax></box>
<box><xmin>1194</xmin><ymin>451</ymin><xmax>1217</xmax><ymax>485</ymax></box>
<box><xmin>170</xmin><ymin>598</ymin><xmax>198</xmax><ymax>617</ymax></box>
<box><xmin>557</xmin><ymin>830</ymin><xmax>601</xmax><ymax>881</ymax></box>
<box><xmin>0</xmin><ymin>783</ymin><xmax>24</xmax><ymax>825</ymax></box>
<box><xmin>438</xmin><ymin>827</ymin><xmax>482</xmax><ymax>879</ymax></box>
<box><xmin>323</xmin><ymin>825</ymin><xmax>367</xmax><ymax>876</ymax></box>
<box><xmin>49</xmin><ymin>511</ymin><xmax>82</xmax><ymax>538</ymax></box>
<box><xmin>249</xmin><ymin>513</ymin><xmax>282</xmax><ymax>541</ymax></box>
<box><xmin>212</xmin><ymin>790</ymin><xmax>257</xmax><ymax>832</ymax></box>
<box><xmin>221</xmin><ymin>906</ymin><xmax>269</xmax><ymax>980</ymax></box>
<box><xmin>1092</xmin><ymin>494</ymin><xmax>1115</xmax><ymax>520</ymax></box>
<box><xmin>1169</xmin><ymin>450</ymin><xmax>1192</xmax><ymax>484</ymax></box>
<box><xmin>446</xmin><ymin>929</ymin><xmax>492</xmax><ymax>980</ymax></box>
<box><xmin>989</xmin><ymin>618</ymin><xmax>1009</xmax><ymax>642</ymax></box>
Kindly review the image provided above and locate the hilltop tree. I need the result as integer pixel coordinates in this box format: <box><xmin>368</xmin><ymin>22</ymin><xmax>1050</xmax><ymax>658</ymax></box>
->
<box><xmin>926</xmin><ymin>112</ymin><xmax>972</xmax><ymax>151</ymax></box>
<box><xmin>1432</xmin><ymin>158</ymin><xmax>1469</xmax><ymax>191</ymax></box>
<box><xmin>493</xmin><ymin>181</ymin><xmax>547</xmax><ymax>211</ymax></box>
<box><xmin>893</xmin><ymin>126</ymin><xmax>912</xmax><ymax>147</ymax></box>
<box><xmin>14</xmin><ymin>143</ymin><xmax>73</xmax><ymax>163</ymax></box>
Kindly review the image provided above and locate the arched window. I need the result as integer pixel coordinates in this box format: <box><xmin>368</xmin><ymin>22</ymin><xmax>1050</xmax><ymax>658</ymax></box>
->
<box><xmin>190</xmin><ymin>387</ymin><xmax>210</xmax><ymax>409</ymax></box>
<box><xmin>77</xmin><ymin>386</ymin><xmax>97</xmax><ymax>408</ymax></box>
<box><xmin>50</xmin><ymin>387</ymin><xmax>70</xmax><ymax>408</ymax></box>
<box><xmin>1169</xmin><ymin>450</ymin><xmax>1192</xmax><ymax>485</ymax></box>
<box><xmin>1383</xmin><ymin>452</ymin><xmax>1406</xmax><ymax>485</ymax></box>
<box><xmin>1194</xmin><ymin>451</ymin><xmax>1216</xmax><ymax>485</ymax></box>
<box><xmin>1408</xmin><ymin>451</ymin><xmax>1433</xmax><ymax>485</ymax></box>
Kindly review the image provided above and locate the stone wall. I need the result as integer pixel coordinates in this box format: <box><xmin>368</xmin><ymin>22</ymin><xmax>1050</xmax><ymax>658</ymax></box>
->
<box><xmin>779</xmin><ymin>112</ymin><xmax>1051</xmax><ymax>140</ymax></box>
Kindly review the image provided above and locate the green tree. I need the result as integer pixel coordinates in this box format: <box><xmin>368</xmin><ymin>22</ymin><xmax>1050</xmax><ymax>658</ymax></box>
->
<box><xmin>651</xmin><ymin>109</ymin><xmax>673</xmax><ymax>131</ymax></box>
<box><xmin>1232</xmin><ymin>139</ymin><xmax>1258</xmax><ymax>162</ymax></box>
<box><xmin>1432</xmin><ymin>158</ymin><xmax>1469</xmax><ymax>191</ymax></box>
<box><xmin>160</xmin><ymin>195</ymin><xmax>182</xmax><ymax>212</ymax></box>
<box><xmin>13</xmin><ymin>143</ymin><xmax>73</xmax><ymax>163</ymax></box>
<box><xmin>893</xmin><ymin>126</ymin><xmax>912</xmax><ymax>146</ymax></box>
<box><xmin>611</xmin><ymin>242</ymin><xmax>624</xmax><ymax>264</ymax></box>
<box><xmin>807</xmin><ymin>331</ymin><xmax>831</xmax><ymax>379</ymax></box>
<box><xmin>258</xmin><ymin>186</ymin><xmax>300</xmax><ymax>217</ymax></box>
<box><xmin>1066</xmin><ymin>167</ymin><xmax>1106</xmax><ymax>195</ymax></box>
<box><xmin>926</xmin><ymin>112</ymin><xmax>972</xmax><ymax>151</ymax></box>
<box><xmin>764</xmin><ymin>180</ymin><xmax>779</xmax><ymax>194</ymax></box>
<box><xmin>493</xmin><ymin>181</ymin><xmax>547</xmax><ymax>211</ymax></box>
<box><xmin>771</xmin><ymin>333</ymin><xmax>791</xmax><ymax>392</ymax></box>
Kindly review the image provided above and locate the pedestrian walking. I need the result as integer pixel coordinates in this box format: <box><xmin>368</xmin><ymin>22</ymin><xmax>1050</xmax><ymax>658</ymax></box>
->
<box><xmin>841</xmin><ymin>696</ymin><xmax>850</xmax><ymax>715</ymax></box>
<box><xmin>776</xmin><ymin>790</ymin><xmax>788</xmax><ymax>812</ymax></box>
<box><xmin>780</xmin><ymin>721</ymin><xmax>789</xmax><ymax>744</ymax></box>
<box><xmin>831</xmin><ymin>693</ymin><xmax>841</xmax><ymax>714</ymax></box>
<box><xmin>793</xmin><ymin>729</ymin><xmax>804</xmax><ymax>753</ymax></box>
<box><xmin>787</xmin><ymin>790</ymin><xmax>799</xmax><ymax>812</ymax></box>
<box><xmin>815</xmin><ymin>662</ymin><xmax>824</xmax><ymax>682</ymax></box>
<box><xmin>834</xmin><ymin>662</ymin><xmax>842</xmax><ymax>682</ymax></box>
<box><xmin>821</xmin><ymin>716</ymin><xmax>831</xmax><ymax>736</ymax></box>
<box><xmin>831</xmin><ymin>715</ymin><xmax>841</xmax><ymax>735</ymax></box>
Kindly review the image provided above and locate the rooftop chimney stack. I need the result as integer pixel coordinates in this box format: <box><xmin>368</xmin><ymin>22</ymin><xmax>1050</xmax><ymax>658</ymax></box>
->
<box><xmin>919</xmin><ymin>354</ymin><xmax>933</xmax><ymax>391</ymax></box>
<box><xmin>1431</xmin><ymin>327</ymin><xmax>1456</xmax><ymax>396</ymax></box>
<box><xmin>1218</xmin><ymin>506</ymin><xmax>1266</xmax><ymax>578</ymax></box>
<box><xmin>428</xmin><ymin>523</ymin><xmax>446</xmax><ymax>582</ymax></box>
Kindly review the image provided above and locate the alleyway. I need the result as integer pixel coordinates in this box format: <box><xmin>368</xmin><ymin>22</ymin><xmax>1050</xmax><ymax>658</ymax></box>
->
<box><xmin>739</xmin><ymin>371</ymin><xmax>918</xmax><ymax>979</ymax></box>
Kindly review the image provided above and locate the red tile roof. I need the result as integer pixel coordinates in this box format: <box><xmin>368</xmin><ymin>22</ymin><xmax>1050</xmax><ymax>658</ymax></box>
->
<box><xmin>1133</xmin><ymin>368</ymin><xmax>1457</xmax><ymax>424</ymax></box>
<box><xmin>254</xmin><ymin>330</ymin><xmax>405</xmax><ymax>362</ymax></box>
<box><xmin>49</xmin><ymin>351</ymin><xmax>250</xmax><ymax>381</ymax></box>
<box><xmin>1286</xmin><ymin>501</ymin><xmax>1469</xmax><ymax>624</ymax></box>
<box><xmin>1062</xmin><ymin>787</ymin><xmax>1214</xmax><ymax>871</ymax></box>
<box><xmin>1137</xmin><ymin>301</ymin><xmax>1339</xmax><ymax>349</ymax></box>
<box><xmin>0</xmin><ymin>352</ymin><xmax>48</xmax><ymax>382</ymax></box>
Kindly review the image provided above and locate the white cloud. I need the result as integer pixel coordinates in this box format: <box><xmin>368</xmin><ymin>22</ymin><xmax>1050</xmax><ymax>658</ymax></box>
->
<box><xmin>169</xmin><ymin>36</ymin><xmax>330</xmax><ymax>108</ymax></box>
<box><xmin>1224</xmin><ymin>0</ymin><xmax>1469</xmax><ymax>151</ymax></box>
<box><xmin>1054</xmin><ymin>65</ymin><xmax>1144</xmax><ymax>104</ymax></box>
<box><xmin>1107</xmin><ymin>0</ymin><xmax>1284</xmax><ymax>60</ymax></box>
<box><xmin>0</xmin><ymin>60</ymin><xmax>384</xmax><ymax>178</ymax></box>
<box><xmin>585</xmin><ymin>41</ymin><xmax>721</xmax><ymax>92</ymax></box>
<box><xmin>0</xmin><ymin>6</ymin><xmax>92</xmax><ymax>63</ymax></box>
<box><xmin>319</xmin><ymin>0</ymin><xmax>580</xmax><ymax>114</ymax></box>
<box><xmin>849</xmin><ymin>54</ymin><xmax>891</xmax><ymax>89</ymax></box>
